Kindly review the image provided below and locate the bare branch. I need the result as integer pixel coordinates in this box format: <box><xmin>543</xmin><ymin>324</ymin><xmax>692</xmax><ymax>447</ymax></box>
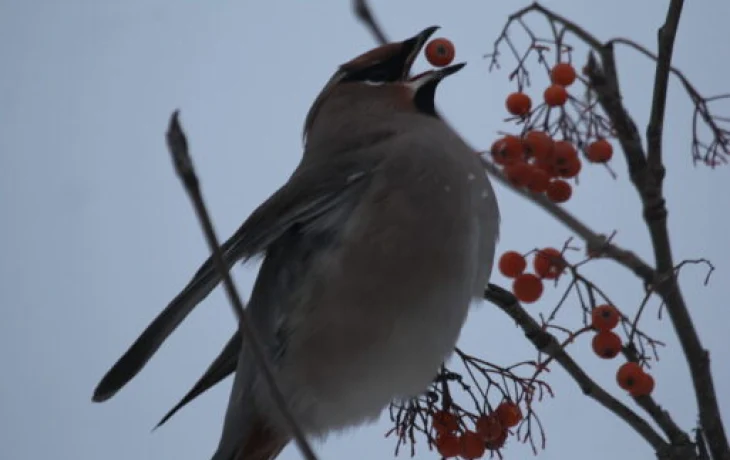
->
<box><xmin>165</xmin><ymin>112</ymin><xmax>318</xmax><ymax>460</ymax></box>
<box><xmin>353</xmin><ymin>0</ymin><xmax>388</xmax><ymax>45</ymax></box>
<box><xmin>479</xmin><ymin>157</ymin><xmax>655</xmax><ymax>282</ymax></box>
<box><xmin>483</xmin><ymin>284</ymin><xmax>668</xmax><ymax>452</ymax></box>
<box><xmin>646</xmin><ymin>0</ymin><xmax>685</xmax><ymax>168</ymax></box>
<box><xmin>489</xmin><ymin>4</ymin><xmax>729</xmax><ymax>456</ymax></box>
<box><xmin>608</xmin><ymin>38</ymin><xmax>730</xmax><ymax>167</ymax></box>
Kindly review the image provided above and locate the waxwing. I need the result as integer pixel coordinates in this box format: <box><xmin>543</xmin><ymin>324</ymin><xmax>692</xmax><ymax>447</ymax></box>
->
<box><xmin>92</xmin><ymin>26</ymin><xmax>500</xmax><ymax>460</ymax></box>
<box><xmin>92</xmin><ymin>25</ymin><xmax>440</xmax><ymax>405</ymax></box>
<box><xmin>213</xmin><ymin>61</ymin><xmax>499</xmax><ymax>460</ymax></box>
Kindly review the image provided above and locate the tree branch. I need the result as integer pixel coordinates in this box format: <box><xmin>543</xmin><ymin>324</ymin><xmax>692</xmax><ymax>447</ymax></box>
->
<box><xmin>483</xmin><ymin>284</ymin><xmax>672</xmax><ymax>455</ymax></box>
<box><xmin>353</xmin><ymin>1</ymin><xmax>727</xmax><ymax>458</ymax></box>
<box><xmin>646</xmin><ymin>0</ymin><xmax>684</xmax><ymax>168</ymax></box>
<box><xmin>582</xmin><ymin>5</ymin><xmax>729</xmax><ymax>457</ymax></box>
<box><xmin>353</xmin><ymin>0</ymin><xmax>389</xmax><ymax>44</ymax></box>
<box><xmin>480</xmin><ymin>157</ymin><xmax>655</xmax><ymax>282</ymax></box>
<box><xmin>165</xmin><ymin>112</ymin><xmax>318</xmax><ymax>460</ymax></box>
<box><xmin>608</xmin><ymin>37</ymin><xmax>730</xmax><ymax>166</ymax></box>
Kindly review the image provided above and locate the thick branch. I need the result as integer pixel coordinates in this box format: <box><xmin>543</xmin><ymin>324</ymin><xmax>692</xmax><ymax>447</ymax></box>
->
<box><xmin>583</xmin><ymin>10</ymin><xmax>729</xmax><ymax>459</ymax></box>
<box><xmin>480</xmin><ymin>158</ymin><xmax>655</xmax><ymax>282</ymax></box>
<box><xmin>646</xmin><ymin>0</ymin><xmax>684</xmax><ymax>168</ymax></box>
<box><xmin>622</xmin><ymin>346</ymin><xmax>692</xmax><ymax>447</ymax></box>
<box><xmin>483</xmin><ymin>284</ymin><xmax>670</xmax><ymax>454</ymax></box>
<box><xmin>609</xmin><ymin>37</ymin><xmax>730</xmax><ymax>165</ymax></box>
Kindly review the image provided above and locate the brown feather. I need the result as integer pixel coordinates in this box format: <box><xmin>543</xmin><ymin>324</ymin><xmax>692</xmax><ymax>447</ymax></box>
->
<box><xmin>235</xmin><ymin>418</ymin><xmax>290</xmax><ymax>460</ymax></box>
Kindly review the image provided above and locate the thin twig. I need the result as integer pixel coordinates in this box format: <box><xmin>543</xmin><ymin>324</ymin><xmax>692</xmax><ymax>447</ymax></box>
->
<box><xmin>165</xmin><ymin>111</ymin><xmax>318</xmax><ymax>460</ymax></box>
<box><xmin>353</xmin><ymin>0</ymin><xmax>390</xmax><ymax>44</ymax></box>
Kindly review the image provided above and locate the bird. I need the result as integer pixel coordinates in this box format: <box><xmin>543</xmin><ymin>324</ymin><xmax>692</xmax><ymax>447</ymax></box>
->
<box><xmin>93</xmin><ymin>26</ymin><xmax>500</xmax><ymax>460</ymax></box>
<box><xmin>92</xmin><ymin>26</ymin><xmax>441</xmax><ymax>405</ymax></box>
<box><xmin>212</xmin><ymin>62</ymin><xmax>499</xmax><ymax>460</ymax></box>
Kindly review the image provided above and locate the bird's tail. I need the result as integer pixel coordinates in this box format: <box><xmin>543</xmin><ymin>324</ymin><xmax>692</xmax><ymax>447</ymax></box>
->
<box><xmin>92</xmin><ymin>235</ymin><xmax>244</xmax><ymax>402</ymax></box>
<box><xmin>211</xmin><ymin>346</ymin><xmax>290</xmax><ymax>460</ymax></box>
<box><xmin>155</xmin><ymin>332</ymin><xmax>240</xmax><ymax>429</ymax></box>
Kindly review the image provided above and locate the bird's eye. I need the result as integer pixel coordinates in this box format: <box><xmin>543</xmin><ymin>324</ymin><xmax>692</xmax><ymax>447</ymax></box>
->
<box><xmin>343</xmin><ymin>61</ymin><xmax>399</xmax><ymax>85</ymax></box>
<box><xmin>360</xmin><ymin>65</ymin><xmax>392</xmax><ymax>84</ymax></box>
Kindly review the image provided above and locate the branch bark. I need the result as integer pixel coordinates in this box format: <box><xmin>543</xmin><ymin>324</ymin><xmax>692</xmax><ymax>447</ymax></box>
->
<box><xmin>646</xmin><ymin>0</ymin><xmax>684</xmax><ymax>168</ymax></box>
<box><xmin>582</xmin><ymin>5</ymin><xmax>729</xmax><ymax>457</ymax></box>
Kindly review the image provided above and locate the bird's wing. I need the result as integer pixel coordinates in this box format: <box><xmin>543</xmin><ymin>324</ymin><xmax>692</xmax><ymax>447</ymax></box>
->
<box><xmin>155</xmin><ymin>332</ymin><xmax>240</xmax><ymax>429</ymax></box>
<box><xmin>92</xmin><ymin>153</ymin><xmax>381</xmax><ymax>403</ymax></box>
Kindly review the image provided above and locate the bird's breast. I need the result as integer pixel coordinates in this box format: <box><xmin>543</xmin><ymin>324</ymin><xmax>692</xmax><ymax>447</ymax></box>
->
<box><xmin>262</xmin><ymin>148</ymin><xmax>486</xmax><ymax>436</ymax></box>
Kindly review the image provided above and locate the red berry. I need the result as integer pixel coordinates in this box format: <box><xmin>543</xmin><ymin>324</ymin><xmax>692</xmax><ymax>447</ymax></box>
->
<box><xmin>495</xmin><ymin>401</ymin><xmax>523</xmax><ymax>428</ymax></box>
<box><xmin>425</xmin><ymin>38</ymin><xmax>455</xmax><ymax>67</ymax></box>
<box><xmin>533</xmin><ymin>247</ymin><xmax>566</xmax><ymax>280</ymax></box>
<box><xmin>498</xmin><ymin>251</ymin><xmax>527</xmax><ymax>278</ymax></box>
<box><xmin>586</xmin><ymin>139</ymin><xmax>613</xmax><ymax>162</ymax></box>
<box><xmin>630</xmin><ymin>372</ymin><xmax>656</xmax><ymax>397</ymax></box>
<box><xmin>551</xmin><ymin>62</ymin><xmax>577</xmax><ymax>86</ymax></box>
<box><xmin>476</xmin><ymin>414</ymin><xmax>503</xmax><ymax>442</ymax></box>
<box><xmin>491</xmin><ymin>135</ymin><xmax>524</xmax><ymax>165</ymax></box>
<box><xmin>544</xmin><ymin>84</ymin><xmax>568</xmax><ymax>106</ymax></box>
<box><xmin>459</xmin><ymin>430</ymin><xmax>486</xmax><ymax>459</ymax></box>
<box><xmin>617</xmin><ymin>362</ymin><xmax>644</xmax><ymax>391</ymax></box>
<box><xmin>592</xmin><ymin>331</ymin><xmax>622</xmax><ymax>359</ymax></box>
<box><xmin>512</xmin><ymin>273</ymin><xmax>544</xmax><ymax>303</ymax></box>
<box><xmin>591</xmin><ymin>304</ymin><xmax>620</xmax><ymax>331</ymax></box>
<box><xmin>435</xmin><ymin>432</ymin><xmax>461</xmax><ymax>458</ymax></box>
<box><xmin>546</xmin><ymin>179</ymin><xmax>572</xmax><ymax>203</ymax></box>
<box><xmin>506</xmin><ymin>92</ymin><xmax>532</xmax><ymax>116</ymax></box>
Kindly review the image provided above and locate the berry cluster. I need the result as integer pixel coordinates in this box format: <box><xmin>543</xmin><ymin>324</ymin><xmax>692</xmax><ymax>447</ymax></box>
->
<box><xmin>491</xmin><ymin>63</ymin><xmax>615</xmax><ymax>204</ymax></box>
<box><xmin>590</xmin><ymin>305</ymin><xmax>655</xmax><ymax>397</ymax></box>
<box><xmin>499</xmin><ymin>248</ymin><xmax>656</xmax><ymax>397</ymax></box>
<box><xmin>431</xmin><ymin>401</ymin><xmax>522</xmax><ymax>459</ymax></box>
<box><xmin>498</xmin><ymin>248</ymin><xmax>566</xmax><ymax>303</ymax></box>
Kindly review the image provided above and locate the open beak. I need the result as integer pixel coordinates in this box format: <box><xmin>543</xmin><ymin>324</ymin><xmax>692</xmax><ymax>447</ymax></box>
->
<box><xmin>398</xmin><ymin>25</ymin><xmax>440</xmax><ymax>78</ymax></box>
<box><xmin>303</xmin><ymin>26</ymin><xmax>443</xmax><ymax>141</ymax></box>
<box><xmin>408</xmin><ymin>62</ymin><xmax>467</xmax><ymax>88</ymax></box>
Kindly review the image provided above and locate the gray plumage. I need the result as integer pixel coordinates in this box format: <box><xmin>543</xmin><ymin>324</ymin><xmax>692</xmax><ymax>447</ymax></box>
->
<box><xmin>92</xmin><ymin>27</ymin><xmax>500</xmax><ymax>460</ymax></box>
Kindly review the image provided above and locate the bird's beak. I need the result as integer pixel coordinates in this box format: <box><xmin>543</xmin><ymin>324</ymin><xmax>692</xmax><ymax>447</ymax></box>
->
<box><xmin>303</xmin><ymin>27</ymin><xmax>442</xmax><ymax>143</ymax></box>
<box><xmin>408</xmin><ymin>62</ymin><xmax>467</xmax><ymax>89</ymax></box>
<box><xmin>398</xmin><ymin>25</ymin><xmax>440</xmax><ymax>78</ymax></box>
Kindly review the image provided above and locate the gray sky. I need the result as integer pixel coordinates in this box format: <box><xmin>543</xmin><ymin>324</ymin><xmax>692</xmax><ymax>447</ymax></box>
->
<box><xmin>2</xmin><ymin>1</ymin><xmax>729</xmax><ymax>459</ymax></box>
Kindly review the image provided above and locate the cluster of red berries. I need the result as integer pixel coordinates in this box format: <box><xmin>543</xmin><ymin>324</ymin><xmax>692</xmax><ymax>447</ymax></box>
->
<box><xmin>498</xmin><ymin>248</ymin><xmax>566</xmax><ymax>303</ymax></box>
<box><xmin>505</xmin><ymin>62</ymin><xmax>577</xmax><ymax>115</ymax></box>
<box><xmin>500</xmin><ymin>249</ymin><xmax>656</xmax><ymax>397</ymax></box>
<box><xmin>591</xmin><ymin>304</ymin><xmax>622</xmax><ymax>359</ymax></box>
<box><xmin>590</xmin><ymin>304</ymin><xmax>655</xmax><ymax>396</ymax></box>
<box><xmin>432</xmin><ymin>401</ymin><xmax>522</xmax><ymax>459</ymax></box>
<box><xmin>490</xmin><ymin>132</ymin><xmax>577</xmax><ymax>203</ymax></box>
<box><xmin>491</xmin><ymin>63</ymin><xmax>614</xmax><ymax>204</ymax></box>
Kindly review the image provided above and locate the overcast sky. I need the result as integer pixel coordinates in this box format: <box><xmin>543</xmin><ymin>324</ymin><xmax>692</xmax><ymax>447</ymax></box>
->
<box><xmin>2</xmin><ymin>1</ymin><xmax>729</xmax><ymax>459</ymax></box>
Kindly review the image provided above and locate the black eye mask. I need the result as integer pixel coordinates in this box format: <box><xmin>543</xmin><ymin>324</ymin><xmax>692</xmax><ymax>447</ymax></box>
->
<box><xmin>341</xmin><ymin>52</ymin><xmax>412</xmax><ymax>85</ymax></box>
